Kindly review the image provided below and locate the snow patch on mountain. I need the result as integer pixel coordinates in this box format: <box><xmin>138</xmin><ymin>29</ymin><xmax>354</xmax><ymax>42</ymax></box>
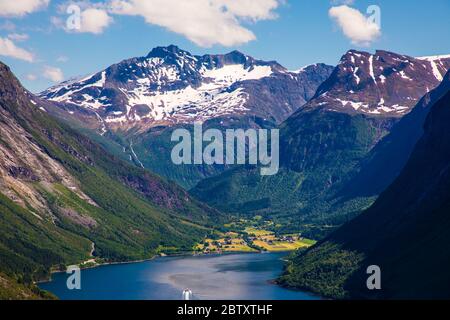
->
<box><xmin>309</xmin><ymin>50</ymin><xmax>450</xmax><ymax>117</ymax></box>
<box><xmin>39</xmin><ymin>47</ymin><xmax>335</xmax><ymax>133</ymax></box>
<box><xmin>42</xmin><ymin>50</ymin><xmax>276</xmax><ymax>125</ymax></box>
<box><xmin>417</xmin><ymin>54</ymin><xmax>450</xmax><ymax>61</ymax></box>
<box><xmin>111</xmin><ymin>84</ymin><xmax>248</xmax><ymax>123</ymax></box>
<box><xmin>202</xmin><ymin>64</ymin><xmax>272</xmax><ymax>85</ymax></box>
<box><xmin>417</xmin><ymin>54</ymin><xmax>450</xmax><ymax>81</ymax></box>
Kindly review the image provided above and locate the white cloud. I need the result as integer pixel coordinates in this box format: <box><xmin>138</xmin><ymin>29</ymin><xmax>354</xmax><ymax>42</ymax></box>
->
<box><xmin>108</xmin><ymin>0</ymin><xmax>281</xmax><ymax>47</ymax></box>
<box><xmin>0</xmin><ymin>0</ymin><xmax>50</xmax><ymax>17</ymax></box>
<box><xmin>329</xmin><ymin>5</ymin><xmax>380</xmax><ymax>46</ymax></box>
<box><xmin>0</xmin><ymin>37</ymin><xmax>34</xmax><ymax>62</ymax></box>
<box><xmin>213</xmin><ymin>0</ymin><xmax>279</xmax><ymax>21</ymax></box>
<box><xmin>52</xmin><ymin>3</ymin><xmax>113</xmax><ymax>35</ymax></box>
<box><xmin>7</xmin><ymin>33</ymin><xmax>29</xmax><ymax>42</ymax></box>
<box><xmin>77</xmin><ymin>8</ymin><xmax>113</xmax><ymax>34</ymax></box>
<box><xmin>43</xmin><ymin>66</ymin><xmax>64</xmax><ymax>82</ymax></box>
<box><xmin>26</xmin><ymin>73</ymin><xmax>38</xmax><ymax>81</ymax></box>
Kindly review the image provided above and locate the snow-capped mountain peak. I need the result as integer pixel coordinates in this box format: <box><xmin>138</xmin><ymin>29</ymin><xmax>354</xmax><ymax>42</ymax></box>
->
<box><xmin>40</xmin><ymin>46</ymin><xmax>334</xmax><ymax>132</ymax></box>
<box><xmin>306</xmin><ymin>50</ymin><xmax>450</xmax><ymax>116</ymax></box>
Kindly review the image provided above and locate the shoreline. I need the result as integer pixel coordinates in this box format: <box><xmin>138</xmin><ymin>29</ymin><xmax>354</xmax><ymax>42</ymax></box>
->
<box><xmin>37</xmin><ymin>250</ymin><xmax>292</xmax><ymax>285</ymax></box>
<box><xmin>37</xmin><ymin>250</ymin><xmax>324</xmax><ymax>300</ymax></box>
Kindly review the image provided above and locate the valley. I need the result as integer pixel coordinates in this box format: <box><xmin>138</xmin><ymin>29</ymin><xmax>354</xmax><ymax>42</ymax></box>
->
<box><xmin>1</xmin><ymin>43</ymin><xmax>450</xmax><ymax>300</ymax></box>
<box><xmin>41</xmin><ymin>47</ymin><xmax>450</xmax><ymax>235</ymax></box>
<box><xmin>0</xmin><ymin>61</ymin><xmax>223</xmax><ymax>298</ymax></box>
<box><xmin>194</xmin><ymin>217</ymin><xmax>316</xmax><ymax>254</ymax></box>
<box><xmin>1</xmin><ymin>0</ymin><xmax>450</xmax><ymax>304</ymax></box>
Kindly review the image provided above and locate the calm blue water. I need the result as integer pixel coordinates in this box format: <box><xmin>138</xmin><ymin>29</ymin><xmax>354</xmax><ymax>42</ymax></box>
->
<box><xmin>39</xmin><ymin>252</ymin><xmax>319</xmax><ymax>300</ymax></box>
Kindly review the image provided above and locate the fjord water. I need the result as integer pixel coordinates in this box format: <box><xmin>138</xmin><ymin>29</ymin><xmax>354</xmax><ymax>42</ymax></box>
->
<box><xmin>39</xmin><ymin>253</ymin><xmax>319</xmax><ymax>300</ymax></box>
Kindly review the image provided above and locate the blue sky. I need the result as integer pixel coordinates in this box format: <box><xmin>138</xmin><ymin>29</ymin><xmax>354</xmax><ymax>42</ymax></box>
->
<box><xmin>1</xmin><ymin>0</ymin><xmax>450</xmax><ymax>93</ymax></box>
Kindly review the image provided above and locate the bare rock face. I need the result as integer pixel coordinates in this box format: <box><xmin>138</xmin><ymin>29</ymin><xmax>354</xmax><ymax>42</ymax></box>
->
<box><xmin>0</xmin><ymin>60</ymin><xmax>218</xmax><ymax>223</ymax></box>
<box><xmin>39</xmin><ymin>45</ymin><xmax>334</xmax><ymax>133</ymax></box>
<box><xmin>0</xmin><ymin>61</ymin><xmax>229</xmax><ymax>298</ymax></box>
<box><xmin>0</xmin><ymin>62</ymin><xmax>94</xmax><ymax>217</ymax></box>
<box><xmin>0</xmin><ymin>60</ymin><xmax>224</xmax><ymax>286</ymax></box>
<box><xmin>305</xmin><ymin>50</ymin><xmax>450</xmax><ymax>117</ymax></box>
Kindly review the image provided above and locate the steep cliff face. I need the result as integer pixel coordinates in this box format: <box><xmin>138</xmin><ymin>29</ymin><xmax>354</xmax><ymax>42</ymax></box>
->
<box><xmin>279</xmin><ymin>86</ymin><xmax>450</xmax><ymax>299</ymax></box>
<box><xmin>0</xmin><ymin>63</ymin><xmax>95</xmax><ymax>217</ymax></box>
<box><xmin>0</xmin><ymin>61</ymin><xmax>221</xmax><ymax>297</ymax></box>
<box><xmin>342</xmin><ymin>70</ymin><xmax>450</xmax><ymax>198</ymax></box>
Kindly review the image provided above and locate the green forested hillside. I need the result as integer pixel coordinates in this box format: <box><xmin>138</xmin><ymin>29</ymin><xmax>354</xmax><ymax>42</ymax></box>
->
<box><xmin>0</xmin><ymin>272</ymin><xmax>55</xmax><ymax>300</ymax></box>
<box><xmin>0</xmin><ymin>61</ymin><xmax>221</xmax><ymax>298</ymax></box>
<box><xmin>278</xmin><ymin>89</ymin><xmax>450</xmax><ymax>299</ymax></box>
<box><xmin>191</xmin><ymin>110</ymin><xmax>391</xmax><ymax>238</ymax></box>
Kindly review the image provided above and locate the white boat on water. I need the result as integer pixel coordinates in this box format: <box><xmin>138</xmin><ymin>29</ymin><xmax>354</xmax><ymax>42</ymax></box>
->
<box><xmin>182</xmin><ymin>289</ymin><xmax>193</xmax><ymax>300</ymax></box>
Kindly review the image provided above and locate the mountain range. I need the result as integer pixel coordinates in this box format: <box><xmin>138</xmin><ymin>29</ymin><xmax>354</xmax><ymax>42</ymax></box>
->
<box><xmin>191</xmin><ymin>50</ymin><xmax>450</xmax><ymax>237</ymax></box>
<box><xmin>39</xmin><ymin>46</ymin><xmax>450</xmax><ymax>237</ymax></box>
<box><xmin>2</xmin><ymin>44</ymin><xmax>450</xmax><ymax>299</ymax></box>
<box><xmin>40</xmin><ymin>45</ymin><xmax>334</xmax><ymax>131</ymax></box>
<box><xmin>39</xmin><ymin>45</ymin><xmax>334</xmax><ymax>188</ymax></box>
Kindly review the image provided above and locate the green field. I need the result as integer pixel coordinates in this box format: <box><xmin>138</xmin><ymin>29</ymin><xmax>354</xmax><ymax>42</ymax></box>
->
<box><xmin>195</xmin><ymin>219</ymin><xmax>316</xmax><ymax>254</ymax></box>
